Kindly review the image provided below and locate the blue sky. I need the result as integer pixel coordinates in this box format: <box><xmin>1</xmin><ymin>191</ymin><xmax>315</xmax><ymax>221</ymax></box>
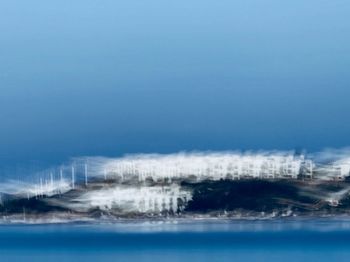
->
<box><xmin>0</xmin><ymin>1</ymin><xmax>350</xmax><ymax>171</ymax></box>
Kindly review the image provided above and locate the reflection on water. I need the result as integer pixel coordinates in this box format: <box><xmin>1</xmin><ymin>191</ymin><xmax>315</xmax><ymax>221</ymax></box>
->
<box><xmin>1</xmin><ymin>219</ymin><xmax>350</xmax><ymax>262</ymax></box>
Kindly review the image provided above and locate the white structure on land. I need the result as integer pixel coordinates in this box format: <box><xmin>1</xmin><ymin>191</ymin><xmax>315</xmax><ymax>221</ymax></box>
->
<box><xmin>99</xmin><ymin>153</ymin><xmax>315</xmax><ymax>182</ymax></box>
<box><xmin>316</xmin><ymin>157</ymin><xmax>350</xmax><ymax>181</ymax></box>
<box><xmin>70</xmin><ymin>185</ymin><xmax>191</xmax><ymax>213</ymax></box>
<box><xmin>15</xmin><ymin>152</ymin><xmax>350</xmax><ymax>201</ymax></box>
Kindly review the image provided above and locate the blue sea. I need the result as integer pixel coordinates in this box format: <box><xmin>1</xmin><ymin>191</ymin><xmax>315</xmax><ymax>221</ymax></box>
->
<box><xmin>1</xmin><ymin>219</ymin><xmax>350</xmax><ymax>262</ymax></box>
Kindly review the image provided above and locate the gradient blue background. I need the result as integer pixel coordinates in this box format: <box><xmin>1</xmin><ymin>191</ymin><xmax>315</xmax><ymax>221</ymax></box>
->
<box><xmin>1</xmin><ymin>1</ymin><xmax>350</xmax><ymax>172</ymax></box>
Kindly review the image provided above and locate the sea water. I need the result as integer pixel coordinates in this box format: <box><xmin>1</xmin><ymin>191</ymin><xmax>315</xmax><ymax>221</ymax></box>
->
<box><xmin>1</xmin><ymin>219</ymin><xmax>350</xmax><ymax>262</ymax></box>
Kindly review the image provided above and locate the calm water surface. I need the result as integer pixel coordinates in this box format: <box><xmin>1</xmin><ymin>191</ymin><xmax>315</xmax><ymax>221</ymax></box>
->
<box><xmin>1</xmin><ymin>219</ymin><xmax>350</xmax><ymax>262</ymax></box>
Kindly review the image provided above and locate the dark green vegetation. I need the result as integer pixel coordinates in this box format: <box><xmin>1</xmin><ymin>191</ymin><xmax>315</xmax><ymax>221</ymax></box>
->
<box><xmin>184</xmin><ymin>179</ymin><xmax>350</xmax><ymax>216</ymax></box>
<box><xmin>2</xmin><ymin>179</ymin><xmax>350</xmax><ymax>221</ymax></box>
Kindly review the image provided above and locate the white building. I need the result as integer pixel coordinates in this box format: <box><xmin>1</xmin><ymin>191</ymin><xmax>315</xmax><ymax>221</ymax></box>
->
<box><xmin>70</xmin><ymin>185</ymin><xmax>191</xmax><ymax>214</ymax></box>
<box><xmin>100</xmin><ymin>153</ymin><xmax>306</xmax><ymax>182</ymax></box>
